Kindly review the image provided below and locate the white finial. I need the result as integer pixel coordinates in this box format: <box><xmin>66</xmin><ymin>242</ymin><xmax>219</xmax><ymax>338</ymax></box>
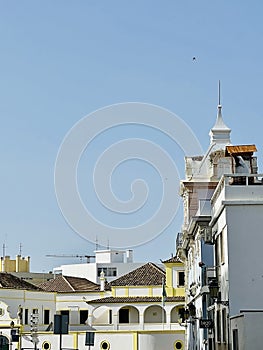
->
<box><xmin>209</xmin><ymin>81</ymin><xmax>231</xmax><ymax>145</ymax></box>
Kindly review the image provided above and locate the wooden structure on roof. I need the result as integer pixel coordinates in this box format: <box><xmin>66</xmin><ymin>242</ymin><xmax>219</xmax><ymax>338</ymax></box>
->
<box><xmin>225</xmin><ymin>145</ymin><xmax>257</xmax><ymax>156</ymax></box>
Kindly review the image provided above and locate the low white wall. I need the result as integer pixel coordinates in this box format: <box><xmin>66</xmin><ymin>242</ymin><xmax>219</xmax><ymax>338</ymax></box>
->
<box><xmin>20</xmin><ymin>329</ymin><xmax>185</xmax><ymax>350</ymax></box>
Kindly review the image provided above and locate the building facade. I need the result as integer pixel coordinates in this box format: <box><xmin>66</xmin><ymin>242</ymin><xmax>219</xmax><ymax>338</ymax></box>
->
<box><xmin>177</xmin><ymin>102</ymin><xmax>263</xmax><ymax>349</ymax></box>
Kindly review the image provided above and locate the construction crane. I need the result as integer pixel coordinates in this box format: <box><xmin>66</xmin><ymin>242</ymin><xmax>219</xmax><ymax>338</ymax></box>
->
<box><xmin>46</xmin><ymin>254</ymin><xmax>95</xmax><ymax>263</ymax></box>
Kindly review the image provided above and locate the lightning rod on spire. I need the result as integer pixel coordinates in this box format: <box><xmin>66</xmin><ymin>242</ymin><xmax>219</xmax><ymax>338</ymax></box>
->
<box><xmin>218</xmin><ymin>80</ymin><xmax>221</xmax><ymax>106</ymax></box>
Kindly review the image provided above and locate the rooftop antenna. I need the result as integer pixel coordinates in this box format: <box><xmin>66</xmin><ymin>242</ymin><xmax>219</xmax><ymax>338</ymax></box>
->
<box><xmin>107</xmin><ymin>238</ymin><xmax>110</xmax><ymax>250</ymax></box>
<box><xmin>2</xmin><ymin>243</ymin><xmax>6</xmax><ymax>258</ymax></box>
<box><xmin>19</xmin><ymin>243</ymin><xmax>22</xmax><ymax>256</ymax></box>
<box><xmin>95</xmin><ymin>236</ymin><xmax>99</xmax><ymax>251</ymax></box>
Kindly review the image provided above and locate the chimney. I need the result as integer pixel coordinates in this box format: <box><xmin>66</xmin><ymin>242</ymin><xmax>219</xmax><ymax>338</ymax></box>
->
<box><xmin>100</xmin><ymin>270</ymin><xmax>105</xmax><ymax>291</ymax></box>
<box><xmin>126</xmin><ymin>250</ymin><xmax>133</xmax><ymax>263</ymax></box>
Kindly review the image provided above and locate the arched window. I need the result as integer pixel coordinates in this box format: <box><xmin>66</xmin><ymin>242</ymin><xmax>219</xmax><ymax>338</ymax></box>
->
<box><xmin>118</xmin><ymin>306</ymin><xmax>139</xmax><ymax>324</ymax></box>
<box><xmin>0</xmin><ymin>336</ymin><xmax>9</xmax><ymax>350</ymax></box>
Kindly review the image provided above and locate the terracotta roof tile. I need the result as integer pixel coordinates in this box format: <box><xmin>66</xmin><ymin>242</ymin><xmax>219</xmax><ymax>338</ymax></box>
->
<box><xmin>162</xmin><ymin>256</ymin><xmax>183</xmax><ymax>264</ymax></box>
<box><xmin>88</xmin><ymin>296</ymin><xmax>185</xmax><ymax>304</ymax></box>
<box><xmin>0</xmin><ymin>273</ymin><xmax>40</xmax><ymax>290</ymax></box>
<box><xmin>110</xmin><ymin>263</ymin><xmax>165</xmax><ymax>287</ymax></box>
<box><xmin>38</xmin><ymin>275</ymin><xmax>100</xmax><ymax>292</ymax></box>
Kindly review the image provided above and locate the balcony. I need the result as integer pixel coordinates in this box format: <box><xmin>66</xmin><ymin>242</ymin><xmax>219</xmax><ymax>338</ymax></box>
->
<box><xmin>211</xmin><ymin>174</ymin><xmax>263</xmax><ymax>216</ymax></box>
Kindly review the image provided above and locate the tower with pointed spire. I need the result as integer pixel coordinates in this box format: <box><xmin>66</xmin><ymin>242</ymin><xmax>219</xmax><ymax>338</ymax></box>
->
<box><xmin>177</xmin><ymin>88</ymin><xmax>259</xmax><ymax>350</ymax></box>
<box><xmin>209</xmin><ymin>104</ymin><xmax>231</xmax><ymax>147</ymax></box>
<box><xmin>184</xmin><ymin>83</ymin><xmax>234</xmax><ymax>185</ymax></box>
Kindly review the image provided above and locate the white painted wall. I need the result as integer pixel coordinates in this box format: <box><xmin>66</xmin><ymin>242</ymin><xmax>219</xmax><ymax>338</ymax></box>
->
<box><xmin>139</xmin><ymin>332</ymin><xmax>185</xmax><ymax>350</ymax></box>
<box><xmin>128</xmin><ymin>287</ymin><xmax>148</xmax><ymax>296</ymax></box>
<box><xmin>230</xmin><ymin>312</ymin><xmax>263</xmax><ymax>350</ymax></box>
<box><xmin>54</xmin><ymin>262</ymin><xmax>145</xmax><ymax>283</ymax></box>
<box><xmin>20</xmin><ymin>330</ymin><xmax>185</xmax><ymax>350</ymax></box>
<box><xmin>0</xmin><ymin>289</ymin><xmax>56</xmax><ymax>330</ymax></box>
<box><xmin>115</xmin><ymin>288</ymin><xmax>126</xmax><ymax>297</ymax></box>
<box><xmin>226</xmin><ymin>204</ymin><xmax>263</xmax><ymax>315</ymax></box>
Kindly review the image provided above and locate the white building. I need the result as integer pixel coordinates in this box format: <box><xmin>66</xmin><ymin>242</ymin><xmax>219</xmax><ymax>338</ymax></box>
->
<box><xmin>0</xmin><ymin>253</ymin><xmax>185</xmax><ymax>350</ymax></box>
<box><xmin>209</xmin><ymin>169</ymin><xmax>263</xmax><ymax>350</ymax></box>
<box><xmin>86</xmin><ymin>259</ymin><xmax>186</xmax><ymax>350</ymax></box>
<box><xmin>177</xmin><ymin>100</ymin><xmax>263</xmax><ymax>349</ymax></box>
<box><xmin>0</xmin><ymin>272</ymin><xmax>56</xmax><ymax>350</ymax></box>
<box><xmin>177</xmin><ymin>103</ymin><xmax>233</xmax><ymax>349</ymax></box>
<box><xmin>53</xmin><ymin>249</ymin><xmax>145</xmax><ymax>284</ymax></box>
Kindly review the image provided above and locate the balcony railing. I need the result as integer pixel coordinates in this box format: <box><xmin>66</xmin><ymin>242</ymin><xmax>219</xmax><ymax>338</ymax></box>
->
<box><xmin>211</xmin><ymin>173</ymin><xmax>263</xmax><ymax>206</ymax></box>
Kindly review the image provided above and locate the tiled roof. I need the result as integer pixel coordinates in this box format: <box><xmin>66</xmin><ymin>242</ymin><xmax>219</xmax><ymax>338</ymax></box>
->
<box><xmin>38</xmin><ymin>275</ymin><xmax>100</xmax><ymax>292</ymax></box>
<box><xmin>87</xmin><ymin>296</ymin><xmax>185</xmax><ymax>304</ymax></box>
<box><xmin>162</xmin><ymin>256</ymin><xmax>183</xmax><ymax>264</ymax></box>
<box><xmin>0</xmin><ymin>273</ymin><xmax>40</xmax><ymax>290</ymax></box>
<box><xmin>110</xmin><ymin>263</ymin><xmax>165</xmax><ymax>287</ymax></box>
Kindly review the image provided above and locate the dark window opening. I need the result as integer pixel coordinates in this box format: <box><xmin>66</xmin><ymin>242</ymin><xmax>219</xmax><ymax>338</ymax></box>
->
<box><xmin>233</xmin><ymin>329</ymin><xmax>239</xmax><ymax>350</ymax></box>
<box><xmin>0</xmin><ymin>335</ymin><xmax>9</xmax><ymax>350</ymax></box>
<box><xmin>217</xmin><ymin>310</ymin><xmax>221</xmax><ymax>343</ymax></box>
<box><xmin>44</xmin><ymin>310</ymin><xmax>50</xmax><ymax>325</ymax></box>
<box><xmin>178</xmin><ymin>308</ymin><xmax>185</xmax><ymax>322</ymax></box>
<box><xmin>222</xmin><ymin>308</ymin><xmax>227</xmax><ymax>342</ymax></box>
<box><xmin>100</xmin><ymin>341</ymin><xmax>110</xmax><ymax>350</ymax></box>
<box><xmin>98</xmin><ymin>267</ymin><xmax>117</xmax><ymax>277</ymax></box>
<box><xmin>80</xmin><ymin>310</ymin><xmax>88</xmax><ymax>324</ymax></box>
<box><xmin>178</xmin><ymin>272</ymin><xmax>185</xmax><ymax>286</ymax></box>
<box><xmin>119</xmin><ymin>308</ymin><xmax>129</xmax><ymax>323</ymax></box>
<box><xmin>60</xmin><ymin>310</ymin><xmax>69</xmax><ymax>321</ymax></box>
<box><xmin>175</xmin><ymin>341</ymin><xmax>183</xmax><ymax>349</ymax></box>
<box><xmin>24</xmin><ymin>309</ymin><xmax>29</xmax><ymax>325</ymax></box>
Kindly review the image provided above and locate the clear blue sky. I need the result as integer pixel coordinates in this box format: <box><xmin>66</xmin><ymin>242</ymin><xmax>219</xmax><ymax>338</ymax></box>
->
<box><xmin>1</xmin><ymin>1</ymin><xmax>263</xmax><ymax>272</ymax></box>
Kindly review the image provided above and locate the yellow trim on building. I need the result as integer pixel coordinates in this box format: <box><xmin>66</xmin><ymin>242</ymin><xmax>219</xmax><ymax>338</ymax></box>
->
<box><xmin>73</xmin><ymin>332</ymin><xmax>78</xmax><ymax>350</ymax></box>
<box><xmin>166</xmin><ymin>266</ymin><xmax>173</xmax><ymax>289</ymax></box>
<box><xmin>133</xmin><ymin>332</ymin><xmax>138</xmax><ymax>350</ymax></box>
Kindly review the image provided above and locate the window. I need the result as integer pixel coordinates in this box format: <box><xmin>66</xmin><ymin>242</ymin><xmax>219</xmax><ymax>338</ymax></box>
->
<box><xmin>60</xmin><ymin>310</ymin><xmax>69</xmax><ymax>324</ymax></box>
<box><xmin>174</xmin><ymin>341</ymin><xmax>183</xmax><ymax>349</ymax></box>
<box><xmin>44</xmin><ymin>310</ymin><xmax>50</xmax><ymax>325</ymax></box>
<box><xmin>178</xmin><ymin>308</ymin><xmax>185</xmax><ymax>323</ymax></box>
<box><xmin>98</xmin><ymin>267</ymin><xmax>117</xmax><ymax>277</ymax></box>
<box><xmin>100</xmin><ymin>340</ymin><xmax>110</xmax><ymax>350</ymax></box>
<box><xmin>24</xmin><ymin>309</ymin><xmax>29</xmax><ymax>324</ymax></box>
<box><xmin>119</xmin><ymin>308</ymin><xmax>129</xmax><ymax>323</ymax></box>
<box><xmin>233</xmin><ymin>329</ymin><xmax>239</xmax><ymax>350</ymax></box>
<box><xmin>222</xmin><ymin>308</ymin><xmax>227</xmax><ymax>343</ymax></box>
<box><xmin>220</xmin><ymin>231</ymin><xmax>225</xmax><ymax>264</ymax></box>
<box><xmin>42</xmin><ymin>341</ymin><xmax>51</xmax><ymax>350</ymax></box>
<box><xmin>109</xmin><ymin>310</ymin><xmax>112</xmax><ymax>324</ymax></box>
<box><xmin>215</xmin><ymin>238</ymin><xmax>220</xmax><ymax>267</ymax></box>
<box><xmin>33</xmin><ymin>308</ymin><xmax>38</xmax><ymax>314</ymax></box>
<box><xmin>216</xmin><ymin>310</ymin><xmax>221</xmax><ymax>343</ymax></box>
<box><xmin>80</xmin><ymin>310</ymin><xmax>88</xmax><ymax>324</ymax></box>
<box><xmin>61</xmin><ymin>310</ymin><xmax>69</xmax><ymax>317</ymax></box>
<box><xmin>178</xmin><ymin>272</ymin><xmax>185</xmax><ymax>287</ymax></box>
